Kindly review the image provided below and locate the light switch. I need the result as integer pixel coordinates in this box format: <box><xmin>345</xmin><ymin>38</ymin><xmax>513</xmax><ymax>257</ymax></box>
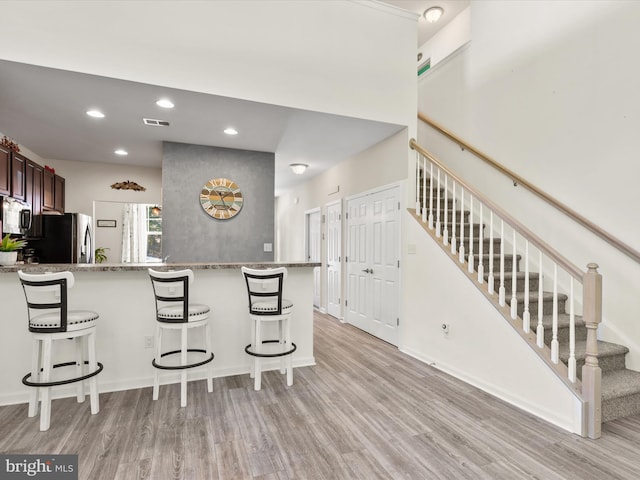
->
<box><xmin>407</xmin><ymin>244</ymin><xmax>417</xmax><ymax>254</ymax></box>
<box><xmin>264</xmin><ymin>243</ymin><xmax>273</xmax><ymax>252</ymax></box>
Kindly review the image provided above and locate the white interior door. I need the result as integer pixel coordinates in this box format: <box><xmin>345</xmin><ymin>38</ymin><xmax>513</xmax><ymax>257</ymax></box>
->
<box><xmin>346</xmin><ymin>186</ymin><xmax>401</xmax><ymax>345</ymax></box>
<box><xmin>306</xmin><ymin>209</ymin><xmax>321</xmax><ymax>309</ymax></box>
<box><xmin>326</xmin><ymin>201</ymin><xmax>342</xmax><ymax>319</ymax></box>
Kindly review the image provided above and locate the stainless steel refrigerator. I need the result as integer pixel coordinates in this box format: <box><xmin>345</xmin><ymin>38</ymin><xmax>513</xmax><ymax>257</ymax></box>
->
<box><xmin>38</xmin><ymin>213</ymin><xmax>94</xmax><ymax>263</ymax></box>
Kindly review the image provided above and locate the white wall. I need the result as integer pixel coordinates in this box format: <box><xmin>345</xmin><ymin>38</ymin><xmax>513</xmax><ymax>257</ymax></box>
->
<box><xmin>402</xmin><ymin>216</ymin><xmax>583</xmax><ymax>434</ymax></box>
<box><xmin>0</xmin><ymin>0</ymin><xmax>416</xmax><ymax>126</ymax></box>
<box><xmin>417</xmin><ymin>0</ymin><xmax>640</xmax><ymax>368</ymax></box>
<box><xmin>43</xmin><ymin>157</ymin><xmax>162</xmax><ymax>217</ymax></box>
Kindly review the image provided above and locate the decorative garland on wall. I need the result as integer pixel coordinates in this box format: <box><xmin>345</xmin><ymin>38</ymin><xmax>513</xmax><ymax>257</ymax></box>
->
<box><xmin>110</xmin><ymin>180</ymin><xmax>146</xmax><ymax>192</ymax></box>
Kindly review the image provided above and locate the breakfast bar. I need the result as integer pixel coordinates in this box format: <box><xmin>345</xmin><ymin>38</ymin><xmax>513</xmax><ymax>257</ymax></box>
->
<box><xmin>0</xmin><ymin>262</ymin><xmax>317</xmax><ymax>406</ymax></box>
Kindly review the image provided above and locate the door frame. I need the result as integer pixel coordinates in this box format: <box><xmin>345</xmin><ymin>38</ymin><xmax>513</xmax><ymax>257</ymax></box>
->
<box><xmin>304</xmin><ymin>207</ymin><xmax>322</xmax><ymax>311</ymax></box>
<box><xmin>325</xmin><ymin>198</ymin><xmax>343</xmax><ymax>320</ymax></box>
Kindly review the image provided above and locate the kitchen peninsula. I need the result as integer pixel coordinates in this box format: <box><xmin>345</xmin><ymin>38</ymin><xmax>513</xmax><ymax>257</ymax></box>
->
<box><xmin>0</xmin><ymin>262</ymin><xmax>318</xmax><ymax>405</ymax></box>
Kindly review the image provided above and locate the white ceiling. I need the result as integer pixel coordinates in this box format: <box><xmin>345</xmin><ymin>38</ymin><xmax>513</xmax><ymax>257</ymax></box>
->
<box><xmin>0</xmin><ymin>1</ymin><xmax>466</xmax><ymax>195</ymax></box>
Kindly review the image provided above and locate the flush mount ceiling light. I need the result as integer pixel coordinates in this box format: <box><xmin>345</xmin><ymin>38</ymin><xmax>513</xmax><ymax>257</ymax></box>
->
<box><xmin>423</xmin><ymin>6</ymin><xmax>444</xmax><ymax>23</ymax></box>
<box><xmin>224</xmin><ymin>127</ymin><xmax>238</xmax><ymax>135</ymax></box>
<box><xmin>86</xmin><ymin>109</ymin><xmax>105</xmax><ymax>118</ymax></box>
<box><xmin>114</xmin><ymin>149</ymin><xmax>128</xmax><ymax>156</ymax></box>
<box><xmin>156</xmin><ymin>98</ymin><xmax>174</xmax><ymax>109</ymax></box>
<box><xmin>289</xmin><ymin>163</ymin><xmax>308</xmax><ymax>175</ymax></box>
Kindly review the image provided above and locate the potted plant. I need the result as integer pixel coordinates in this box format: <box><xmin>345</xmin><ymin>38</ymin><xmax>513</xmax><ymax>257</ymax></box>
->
<box><xmin>0</xmin><ymin>234</ymin><xmax>27</xmax><ymax>266</ymax></box>
<box><xmin>94</xmin><ymin>246</ymin><xmax>109</xmax><ymax>264</ymax></box>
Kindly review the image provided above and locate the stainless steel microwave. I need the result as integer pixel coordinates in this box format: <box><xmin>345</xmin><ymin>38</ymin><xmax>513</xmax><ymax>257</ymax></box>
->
<box><xmin>1</xmin><ymin>197</ymin><xmax>32</xmax><ymax>235</ymax></box>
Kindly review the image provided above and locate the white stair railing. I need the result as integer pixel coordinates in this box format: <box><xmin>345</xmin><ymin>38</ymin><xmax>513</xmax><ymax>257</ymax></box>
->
<box><xmin>410</xmin><ymin>139</ymin><xmax>603</xmax><ymax>439</ymax></box>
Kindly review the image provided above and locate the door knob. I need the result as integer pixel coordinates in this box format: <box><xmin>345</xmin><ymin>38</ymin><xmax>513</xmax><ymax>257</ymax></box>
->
<box><xmin>361</xmin><ymin>268</ymin><xmax>373</xmax><ymax>274</ymax></box>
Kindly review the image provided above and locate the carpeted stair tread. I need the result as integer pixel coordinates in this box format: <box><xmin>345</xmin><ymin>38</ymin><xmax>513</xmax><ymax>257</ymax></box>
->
<box><xmin>558</xmin><ymin>340</ymin><xmax>629</xmax><ymax>363</ymax></box>
<box><xmin>537</xmin><ymin>313</ymin><xmax>585</xmax><ymax>330</ymax></box>
<box><xmin>506</xmin><ymin>290</ymin><xmax>567</xmax><ymax>304</ymax></box>
<box><xmin>601</xmin><ymin>369</ymin><xmax>640</xmax><ymax>401</ymax></box>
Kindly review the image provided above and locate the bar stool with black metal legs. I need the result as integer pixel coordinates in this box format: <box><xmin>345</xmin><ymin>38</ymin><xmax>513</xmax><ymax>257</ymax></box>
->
<box><xmin>18</xmin><ymin>270</ymin><xmax>103</xmax><ymax>432</ymax></box>
<box><xmin>148</xmin><ymin>268</ymin><xmax>214</xmax><ymax>407</ymax></box>
<box><xmin>241</xmin><ymin>266</ymin><xmax>296</xmax><ymax>391</ymax></box>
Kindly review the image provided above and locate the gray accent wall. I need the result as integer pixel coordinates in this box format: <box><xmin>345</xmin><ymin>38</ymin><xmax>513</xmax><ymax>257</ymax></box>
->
<box><xmin>162</xmin><ymin>142</ymin><xmax>275</xmax><ymax>262</ymax></box>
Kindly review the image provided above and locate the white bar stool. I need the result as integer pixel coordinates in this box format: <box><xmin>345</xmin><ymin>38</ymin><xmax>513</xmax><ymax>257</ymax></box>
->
<box><xmin>241</xmin><ymin>266</ymin><xmax>296</xmax><ymax>391</ymax></box>
<box><xmin>148</xmin><ymin>268</ymin><xmax>214</xmax><ymax>407</ymax></box>
<box><xmin>18</xmin><ymin>270</ymin><xmax>103</xmax><ymax>432</ymax></box>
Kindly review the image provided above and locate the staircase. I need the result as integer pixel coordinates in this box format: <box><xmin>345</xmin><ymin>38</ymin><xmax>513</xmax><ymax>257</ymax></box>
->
<box><xmin>417</xmin><ymin>180</ymin><xmax>640</xmax><ymax>425</ymax></box>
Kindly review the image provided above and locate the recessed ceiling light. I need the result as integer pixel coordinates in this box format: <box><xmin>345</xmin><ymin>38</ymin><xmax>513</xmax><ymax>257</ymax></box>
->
<box><xmin>114</xmin><ymin>149</ymin><xmax>128</xmax><ymax>156</ymax></box>
<box><xmin>156</xmin><ymin>99</ymin><xmax>174</xmax><ymax>109</ymax></box>
<box><xmin>224</xmin><ymin>127</ymin><xmax>238</xmax><ymax>135</ymax></box>
<box><xmin>86</xmin><ymin>109</ymin><xmax>105</xmax><ymax>118</ymax></box>
<box><xmin>424</xmin><ymin>6</ymin><xmax>444</xmax><ymax>23</ymax></box>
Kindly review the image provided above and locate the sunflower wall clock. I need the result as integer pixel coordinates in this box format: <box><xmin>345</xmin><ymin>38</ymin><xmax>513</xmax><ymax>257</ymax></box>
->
<box><xmin>200</xmin><ymin>177</ymin><xmax>244</xmax><ymax>220</ymax></box>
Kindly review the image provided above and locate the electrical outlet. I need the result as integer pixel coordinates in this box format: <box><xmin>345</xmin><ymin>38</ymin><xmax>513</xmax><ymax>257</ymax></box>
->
<box><xmin>144</xmin><ymin>336</ymin><xmax>154</xmax><ymax>349</ymax></box>
<box><xmin>441</xmin><ymin>323</ymin><xmax>450</xmax><ymax>334</ymax></box>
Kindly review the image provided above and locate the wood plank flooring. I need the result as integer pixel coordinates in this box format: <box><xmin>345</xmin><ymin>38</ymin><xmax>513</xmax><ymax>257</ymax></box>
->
<box><xmin>2</xmin><ymin>312</ymin><xmax>640</xmax><ymax>479</ymax></box>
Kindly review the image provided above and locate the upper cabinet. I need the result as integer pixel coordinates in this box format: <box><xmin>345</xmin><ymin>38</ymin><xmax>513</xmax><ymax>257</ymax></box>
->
<box><xmin>26</xmin><ymin>160</ymin><xmax>44</xmax><ymax>237</ymax></box>
<box><xmin>54</xmin><ymin>174</ymin><xmax>65</xmax><ymax>213</ymax></box>
<box><xmin>0</xmin><ymin>145</ymin><xmax>10</xmax><ymax>196</ymax></box>
<box><xmin>11</xmin><ymin>152</ymin><xmax>27</xmax><ymax>201</ymax></box>
<box><xmin>43</xmin><ymin>169</ymin><xmax>65</xmax><ymax>213</ymax></box>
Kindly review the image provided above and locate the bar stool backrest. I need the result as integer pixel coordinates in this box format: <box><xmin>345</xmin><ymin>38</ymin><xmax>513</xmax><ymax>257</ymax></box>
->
<box><xmin>18</xmin><ymin>270</ymin><xmax>75</xmax><ymax>333</ymax></box>
<box><xmin>241</xmin><ymin>266</ymin><xmax>288</xmax><ymax>316</ymax></box>
<box><xmin>148</xmin><ymin>268</ymin><xmax>194</xmax><ymax>323</ymax></box>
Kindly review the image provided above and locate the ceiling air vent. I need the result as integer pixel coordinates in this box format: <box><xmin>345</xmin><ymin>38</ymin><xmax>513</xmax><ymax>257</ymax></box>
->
<box><xmin>142</xmin><ymin>118</ymin><xmax>170</xmax><ymax>127</ymax></box>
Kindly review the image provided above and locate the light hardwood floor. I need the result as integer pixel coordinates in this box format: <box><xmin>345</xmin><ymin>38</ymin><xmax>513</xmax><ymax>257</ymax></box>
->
<box><xmin>2</xmin><ymin>312</ymin><xmax>640</xmax><ymax>479</ymax></box>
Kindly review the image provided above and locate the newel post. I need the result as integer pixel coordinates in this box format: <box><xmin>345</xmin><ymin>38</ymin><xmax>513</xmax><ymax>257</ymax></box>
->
<box><xmin>582</xmin><ymin>263</ymin><xmax>602</xmax><ymax>439</ymax></box>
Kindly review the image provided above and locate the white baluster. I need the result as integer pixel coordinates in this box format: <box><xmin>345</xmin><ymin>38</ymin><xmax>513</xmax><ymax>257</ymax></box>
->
<box><xmin>443</xmin><ymin>174</ymin><xmax>449</xmax><ymax>246</ymax></box>
<box><xmin>551</xmin><ymin>264</ymin><xmax>559</xmax><ymax>363</ymax></box>
<box><xmin>488</xmin><ymin>211</ymin><xmax>494</xmax><ymax>294</ymax></box>
<box><xmin>435</xmin><ymin>169</ymin><xmax>442</xmax><ymax>238</ymax></box>
<box><xmin>510</xmin><ymin>228</ymin><xmax>517</xmax><ymax>319</ymax></box>
<box><xmin>523</xmin><ymin>240</ymin><xmax>530</xmax><ymax>333</ymax></box>
<box><xmin>458</xmin><ymin>187</ymin><xmax>465</xmax><ymax>263</ymax></box>
<box><xmin>498</xmin><ymin>220</ymin><xmax>505</xmax><ymax>306</ymax></box>
<box><xmin>468</xmin><ymin>196</ymin><xmax>474</xmax><ymax>273</ymax></box>
<box><xmin>428</xmin><ymin>163</ymin><xmax>434</xmax><ymax>229</ymax></box>
<box><xmin>450</xmin><ymin>182</ymin><xmax>457</xmax><ymax>255</ymax></box>
<box><xmin>477</xmin><ymin>203</ymin><xmax>484</xmax><ymax>284</ymax></box>
<box><xmin>568</xmin><ymin>278</ymin><xmax>576</xmax><ymax>382</ymax></box>
<box><xmin>415</xmin><ymin>151</ymin><xmax>420</xmax><ymax>213</ymax></box>
<box><xmin>422</xmin><ymin>157</ymin><xmax>427</xmax><ymax>223</ymax></box>
<box><xmin>537</xmin><ymin>252</ymin><xmax>544</xmax><ymax>348</ymax></box>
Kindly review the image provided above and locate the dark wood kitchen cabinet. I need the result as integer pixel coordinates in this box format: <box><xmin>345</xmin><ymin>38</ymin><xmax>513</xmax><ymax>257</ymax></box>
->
<box><xmin>54</xmin><ymin>174</ymin><xmax>65</xmax><ymax>213</ymax></box>
<box><xmin>10</xmin><ymin>152</ymin><xmax>27</xmax><ymax>201</ymax></box>
<box><xmin>43</xmin><ymin>169</ymin><xmax>54</xmax><ymax>209</ymax></box>
<box><xmin>26</xmin><ymin>159</ymin><xmax>44</xmax><ymax>237</ymax></box>
<box><xmin>43</xmin><ymin>169</ymin><xmax>65</xmax><ymax>213</ymax></box>
<box><xmin>0</xmin><ymin>145</ymin><xmax>9</xmax><ymax>196</ymax></box>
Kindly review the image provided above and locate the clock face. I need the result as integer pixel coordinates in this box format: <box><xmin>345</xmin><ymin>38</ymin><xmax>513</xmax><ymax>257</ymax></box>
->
<box><xmin>200</xmin><ymin>178</ymin><xmax>244</xmax><ymax>220</ymax></box>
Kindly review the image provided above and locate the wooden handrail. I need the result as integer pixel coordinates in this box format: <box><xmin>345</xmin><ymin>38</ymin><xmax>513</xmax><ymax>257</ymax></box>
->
<box><xmin>418</xmin><ymin>112</ymin><xmax>640</xmax><ymax>264</ymax></box>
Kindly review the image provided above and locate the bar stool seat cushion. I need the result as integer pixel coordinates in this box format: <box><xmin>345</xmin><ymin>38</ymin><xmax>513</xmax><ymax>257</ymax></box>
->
<box><xmin>29</xmin><ymin>310</ymin><xmax>99</xmax><ymax>331</ymax></box>
<box><xmin>157</xmin><ymin>303</ymin><xmax>210</xmax><ymax>322</ymax></box>
<box><xmin>251</xmin><ymin>299</ymin><xmax>293</xmax><ymax>314</ymax></box>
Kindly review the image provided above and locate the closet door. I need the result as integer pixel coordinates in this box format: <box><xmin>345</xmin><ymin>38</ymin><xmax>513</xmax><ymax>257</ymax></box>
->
<box><xmin>346</xmin><ymin>185</ymin><xmax>401</xmax><ymax>345</ymax></box>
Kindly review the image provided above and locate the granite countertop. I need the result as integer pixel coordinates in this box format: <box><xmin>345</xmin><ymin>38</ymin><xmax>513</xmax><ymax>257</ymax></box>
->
<box><xmin>0</xmin><ymin>261</ymin><xmax>320</xmax><ymax>273</ymax></box>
